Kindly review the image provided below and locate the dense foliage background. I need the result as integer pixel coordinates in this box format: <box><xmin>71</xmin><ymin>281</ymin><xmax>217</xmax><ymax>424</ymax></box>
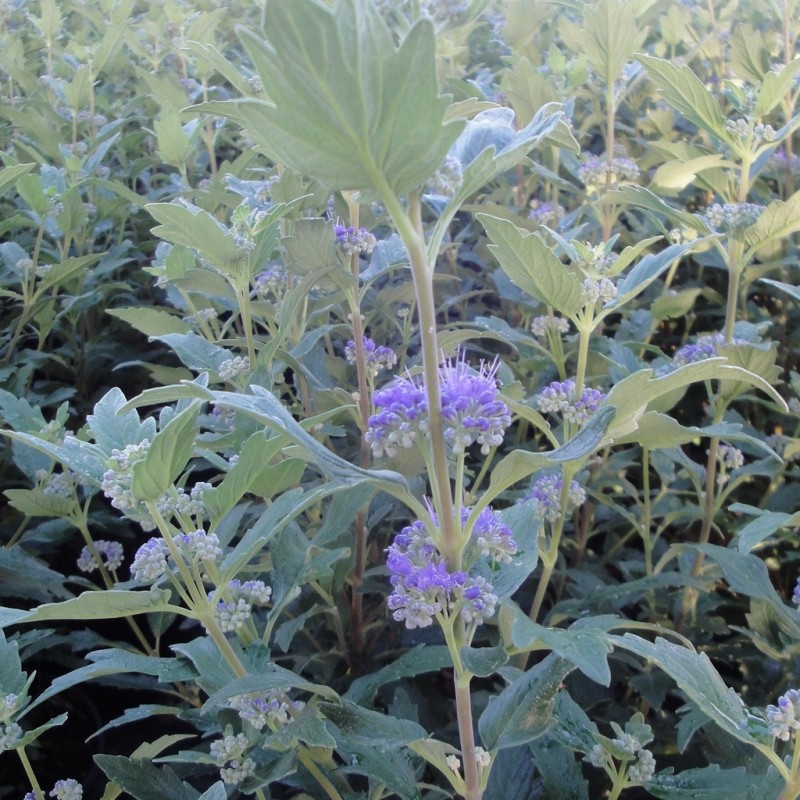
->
<box><xmin>2</xmin><ymin>0</ymin><xmax>800</xmax><ymax>798</ymax></box>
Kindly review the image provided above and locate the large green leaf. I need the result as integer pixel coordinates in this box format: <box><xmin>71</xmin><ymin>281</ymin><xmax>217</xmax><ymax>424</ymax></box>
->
<box><xmin>479</xmin><ymin>213</ymin><xmax>584</xmax><ymax>318</ymax></box>
<box><xmin>638</xmin><ymin>55</ymin><xmax>728</xmax><ymax>141</ymax></box>
<box><xmin>478</xmin><ymin>654</ymin><xmax>573</xmax><ymax>750</ymax></box>
<box><xmin>94</xmin><ymin>756</ymin><xmax>200</xmax><ymax>800</ymax></box>
<box><xmin>319</xmin><ymin>700</ymin><xmax>427</xmax><ymax>751</ymax></box>
<box><xmin>0</xmin><ymin>589</ymin><xmax>180</xmax><ymax>629</ymax></box>
<box><xmin>744</xmin><ymin>190</ymin><xmax>800</xmax><ymax>255</ymax></box>
<box><xmin>610</xmin><ymin>634</ymin><xmax>762</xmax><ymax>748</ymax></box>
<box><xmin>131</xmin><ymin>401</ymin><xmax>200</xmax><ymax>502</ymax></box>
<box><xmin>198</xmin><ymin>0</ymin><xmax>462</xmax><ymax>194</ymax></box>
<box><xmin>582</xmin><ymin>0</ymin><xmax>646</xmax><ymax>86</ymax></box>
<box><xmin>647</xmin><ymin>765</ymin><xmax>783</xmax><ymax>799</ymax></box>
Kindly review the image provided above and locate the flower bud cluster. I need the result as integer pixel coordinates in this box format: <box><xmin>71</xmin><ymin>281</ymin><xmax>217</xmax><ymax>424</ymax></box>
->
<box><xmin>131</xmin><ymin>530</ymin><xmax>223</xmax><ymax>584</ymax></box>
<box><xmin>218</xmin><ymin>356</ymin><xmax>250</xmax><ymax>382</ymax></box>
<box><xmin>766</xmin><ymin>689</ymin><xmax>800</xmax><ymax>741</ymax></box>
<box><xmin>529</xmin><ymin>200</ymin><xmax>566</xmax><ymax>226</ymax></box>
<box><xmin>537</xmin><ymin>379</ymin><xmax>607</xmax><ymax>426</ymax></box>
<box><xmin>703</xmin><ymin>202</ymin><xmax>764</xmax><ymax>232</ymax></box>
<box><xmin>0</xmin><ymin>693</ymin><xmax>21</xmax><ymax>723</ymax></box>
<box><xmin>0</xmin><ymin>721</ymin><xmax>22</xmax><ymax>752</ymax></box>
<box><xmin>212</xmin><ymin>579</ymin><xmax>272</xmax><ymax>633</ymax></box>
<box><xmin>334</xmin><ymin>224</ymin><xmax>376</xmax><ymax>257</ymax></box>
<box><xmin>35</xmin><ymin>468</ymin><xmax>73</xmax><ymax>499</ymax></box>
<box><xmin>175</xmin><ymin>482</ymin><xmax>213</xmax><ymax>520</ymax></box>
<box><xmin>229</xmin><ymin>689</ymin><xmax>304</xmax><ymax>730</ymax></box>
<box><xmin>531</xmin><ymin>315</ymin><xmax>570</xmax><ymax>340</ymax></box>
<box><xmin>426</xmin><ymin>155</ymin><xmax>463</xmax><ymax>197</ymax></box>
<box><xmin>367</xmin><ymin>354</ymin><xmax>511</xmax><ymax>458</ymax></box>
<box><xmin>717</xmin><ymin>444</ymin><xmax>744</xmax><ymax>471</ymax></box>
<box><xmin>77</xmin><ymin>540</ymin><xmax>124</xmax><ymax>573</ymax></box>
<box><xmin>724</xmin><ymin>117</ymin><xmax>776</xmax><ymax>144</ymax></box>
<box><xmin>768</xmin><ymin>151</ymin><xmax>800</xmax><ymax>175</ymax></box>
<box><xmin>421</xmin><ymin>0</ymin><xmax>468</xmax><ymax>24</ymax></box>
<box><xmin>210</xmin><ymin>732</ymin><xmax>256</xmax><ymax>785</ymax></box>
<box><xmin>386</xmin><ymin>511</ymin><xmax>509</xmax><ymax>630</ymax></box>
<box><xmin>586</xmin><ymin>732</ymin><xmax>655</xmax><ymax>783</ymax></box>
<box><xmin>185</xmin><ymin>308</ymin><xmax>218</xmax><ymax>327</ymax></box>
<box><xmin>671</xmin><ymin>333</ymin><xmax>724</xmax><ymax>367</ymax></box>
<box><xmin>528</xmin><ymin>473</ymin><xmax>587</xmax><ymax>521</ymax></box>
<box><xmin>345</xmin><ymin>336</ymin><xmax>398</xmax><ymax>377</ymax></box>
<box><xmin>254</xmin><ymin>266</ymin><xmax>289</xmax><ymax>300</ymax></box>
<box><xmin>48</xmin><ymin>779</ymin><xmax>83</xmax><ymax>800</ymax></box>
<box><xmin>582</xmin><ymin>276</ymin><xmax>618</xmax><ymax>306</ymax></box>
<box><xmin>101</xmin><ymin>440</ymin><xmax>151</xmax><ymax>513</ymax></box>
<box><xmin>578</xmin><ymin>155</ymin><xmax>640</xmax><ymax>187</ymax></box>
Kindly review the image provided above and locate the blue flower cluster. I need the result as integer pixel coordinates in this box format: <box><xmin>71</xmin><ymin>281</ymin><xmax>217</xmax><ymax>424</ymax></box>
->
<box><xmin>333</xmin><ymin>224</ymin><xmax>377</xmax><ymax>256</ymax></box>
<box><xmin>345</xmin><ymin>336</ymin><xmax>398</xmax><ymax>377</ymax></box>
<box><xmin>386</xmin><ymin>507</ymin><xmax>515</xmax><ymax>630</ymax></box>
<box><xmin>537</xmin><ymin>379</ymin><xmax>607</xmax><ymax>426</ymax></box>
<box><xmin>366</xmin><ymin>354</ymin><xmax>511</xmax><ymax>458</ymax></box>
<box><xmin>528</xmin><ymin>473</ymin><xmax>587</xmax><ymax>521</ymax></box>
<box><xmin>767</xmin><ymin>689</ymin><xmax>800</xmax><ymax>741</ymax></box>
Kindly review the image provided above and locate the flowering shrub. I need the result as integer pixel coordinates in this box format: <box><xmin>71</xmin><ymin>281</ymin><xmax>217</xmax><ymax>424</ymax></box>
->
<box><xmin>2</xmin><ymin>1</ymin><xmax>800</xmax><ymax>799</ymax></box>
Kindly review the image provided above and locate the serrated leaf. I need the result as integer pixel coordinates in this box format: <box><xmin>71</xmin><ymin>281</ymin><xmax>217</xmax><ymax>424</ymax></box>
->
<box><xmin>479</xmin><ymin>654</ymin><xmax>573</xmax><ymax>750</ymax></box>
<box><xmin>638</xmin><ymin>55</ymin><xmax>728</xmax><ymax>141</ymax></box>
<box><xmin>201</xmin><ymin>0</ymin><xmax>462</xmax><ymax>194</ymax></box>
<box><xmin>106</xmin><ymin>307</ymin><xmax>190</xmax><ymax>337</ymax></box>
<box><xmin>320</xmin><ymin>700</ymin><xmax>427</xmax><ymax>751</ymax></box>
<box><xmin>94</xmin><ymin>756</ymin><xmax>200</xmax><ymax>800</ymax></box>
<box><xmin>582</xmin><ymin>0</ymin><xmax>646</xmax><ymax>86</ymax></box>
<box><xmin>147</xmin><ymin>202</ymin><xmax>244</xmax><ymax>274</ymax></box>
<box><xmin>609</xmin><ymin>634</ymin><xmax>758</xmax><ymax>747</ymax></box>
<box><xmin>131</xmin><ymin>401</ymin><xmax>200</xmax><ymax>501</ymax></box>
<box><xmin>0</xmin><ymin>589</ymin><xmax>179</xmax><ymax>629</ymax></box>
<box><xmin>647</xmin><ymin>764</ymin><xmax>783</xmax><ymax>799</ymax></box>
<box><xmin>652</xmin><ymin>155</ymin><xmax>732</xmax><ymax>191</ymax></box>
<box><xmin>87</xmin><ymin>387</ymin><xmax>155</xmax><ymax>454</ymax></box>
<box><xmin>153</xmin><ymin>102</ymin><xmax>193</xmax><ymax>168</ymax></box>
<box><xmin>744</xmin><ymin>190</ymin><xmax>800</xmax><ymax>254</ymax></box>
<box><xmin>281</xmin><ymin>217</ymin><xmax>339</xmax><ymax>276</ymax></box>
<box><xmin>507</xmin><ymin>606</ymin><xmax>613</xmax><ymax>686</ymax></box>
<box><xmin>756</xmin><ymin>58</ymin><xmax>800</xmax><ymax>117</ymax></box>
<box><xmin>460</xmin><ymin>645</ymin><xmax>510</xmax><ymax>677</ymax></box>
<box><xmin>4</xmin><ymin>488</ymin><xmax>74</xmax><ymax>518</ymax></box>
<box><xmin>0</xmin><ymin>162</ymin><xmax>35</xmax><ymax>195</ymax></box>
<box><xmin>479</xmin><ymin>213</ymin><xmax>584</xmax><ymax>317</ymax></box>
<box><xmin>346</xmin><ymin>645</ymin><xmax>452</xmax><ymax>704</ymax></box>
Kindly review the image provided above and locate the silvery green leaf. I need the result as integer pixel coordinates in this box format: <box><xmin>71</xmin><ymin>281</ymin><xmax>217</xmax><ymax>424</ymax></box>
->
<box><xmin>479</xmin><ymin>213</ymin><xmax>584</xmax><ymax>318</ymax></box>
<box><xmin>198</xmin><ymin>0</ymin><xmax>462</xmax><ymax>195</ymax></box>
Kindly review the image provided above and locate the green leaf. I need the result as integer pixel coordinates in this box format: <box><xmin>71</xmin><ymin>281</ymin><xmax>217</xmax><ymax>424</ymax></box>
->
<box><xmin>0</xmin><ymin>162</ymin><xmax>35</xmax><ymax>196</ymax></box>
<box><xmin>461</xmin><ymin>645</ymin><xmax>510</xmax><ymax>677</ymax></box>
<box><xmin>638</xmin><ymin>55</ymin><xmax>728</xmax><ymax>141</ymax></box>
<box><xmin>346</xmin><ymin>645</ymin><xmax>452</xmax><ymax>705</ymax></box>
<box><xmin>484</xmin><ymin>745</ymin><xmax>542</xmax><ymax>800</ymax></box>
<box><xmin>87</xmin><ymin>387</ymin><xmax>155</xmax><ymax>455</ymax></box>
<box><xmin>153</xmin><ymin>102</ymin><xmax>194</xmax><ymax>168</ymax></box>
<box><xmin>0</xmin><ymin>630</ymin><xmax>26</xmax><ymax>694</ymax></box>
<box><xmin>94</xmin><ymin>756</ymin><xmax>200</xmax><ymax>800</ymax></box>
<box><xmin>478</xmin><ymin>654</ymin><xmax>573</xmax><ymax>750</ymax></box>
<box><xmin>651</xmin><ymin>155</ymin><xmax>732</xmax><ymax>191</ymax></box>
<box><xmin>491</xmin><ymin>500</ymin><xmax>541</xmax><ymax>599</ymax></box>
<box><xmin>736</xmin><ymin>509</ymin><xmax>800</xmax><ymax>553</ymax></box>
<box><xmin>507</xmin><ymin>606</ymin><xmax>613</xmax><ymax>686</ymax></box>
<box><xmin>89</xmin><ymin>705</ymin><xmax>182</xmax><ymax>741</ymax></box>
<box><xmin>582</xmin><ymin>0</ymin><xmax>646</xmax><ymax>86</ymax></box>
<box><xmin>131</xmin><ymin>401</ymin><xmax>200</xmax><ymax>501</ymax></box>
<box><xmin>147</xmin><ymin>202</ymin><xmax>244</xmax><ymax>274</ymax></box>
<box><xmin>756</xmin><ymin>58</ymin><xmax>800</xmax><ymax>117</ymax></box>
<box><xmin>479</xmin><ymin>213</ymin><xmax>584</xmax><ymax>317</ymax></box>
<box><xmin>4</xmin><ymin>488</ymin><xmax>74</xmax><ymax>519</ymax></box>
<box><xmin>487</xmin><ymin>450</ymin><xmax>552</xmax><ymax>498</ymax></box>
<box><xmin>744</xmin><ymin>190</ymin><xmax>800</xmax><ymax>255</ymax></box>
<box><xmin>320</xmin><ymin>700</ymin><xmax>427</xmax><ymax>751</ymax></box>
<box><xmin>647</xmin><ymin>765</ymin><xmax>784</xmax><ymax>799</ymax></box>
<box><xmin>609</xmin><ymin>634</ymin><xmax>759</xmax><ymax>748</ymax></box>
<box><xmin>281</xmin><ymin>217</ymin><xmax>339</xmax><ymax>276</ymax></box>
<box><xmin>0</xmin><ymin>589</ymin><xmax>179</xmax><ymax>629</ymax></box>
<box><xmin>106</xmin><ymin>307</ymin><xmax>190</xmax><ymax>337</ymax></box>
<box><xmin>203</xmin><ymin>0</ymin><xmax>462</xmax><ymax>194</ymax></box>
<box><xmin>202</xmin><ymin>666</ymin><xmax>340</xmax><ymax>709</ymax></box>
<box><xmin>549</xmin><ymin>405</ymin><xmax>616</xmax><ymax>463</ymax></box>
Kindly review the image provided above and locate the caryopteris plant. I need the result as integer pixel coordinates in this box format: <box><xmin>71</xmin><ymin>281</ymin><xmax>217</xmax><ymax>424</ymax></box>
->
<box><xmin>3</xmin><ymin>0</ymin><xmax>800</xmax><ymax>799</ymax></box>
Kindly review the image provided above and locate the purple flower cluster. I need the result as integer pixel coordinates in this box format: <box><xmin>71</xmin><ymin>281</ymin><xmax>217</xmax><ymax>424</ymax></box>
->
<box><xmin>229</xmin><ymin>689</ymin><xmax>304</xmax><ymax>730</ymax></box>
<box><xmin>77</xmin><ymin>540</ymin><xmax>124</xmax><ymax>574</ymax></box>
<box><xmin>333</xmin><ymin>224</ymin><xmax>376</xmax><ymax>257</ymax></box>
<box><xmin>386</xmin><ymin>520</ymin><xmax>497</xmax><ymax>629</ymax></box>
<box><xmin>766</xmin><ymin>689</ymin><xmax>800</xmax><ymax>741</ymax></box>
<box><xmin>345</xmin><ymin>336</ymin><xmax>398</xmax><ymax>377</ymax></box>
<box><xmin>386</xmin><ymin>508</ymin><xmax>513</xmax><ymax>630</ymax></box>
<box><xmin>578</xmin><ymin>155</ymin><xmax>640</xmax><ymax>186</ymax></box>
<box><xmin>672</xmin><ymin>333</ymin><xmax>724</xmax><ymax>366</ymax></box>
<box><xmin>211</xmin><ymin>579</ymin><xmax>272</xmax><ymax>633</ymax></box>
<box><xmin>365</xmin><ymin>375</ymin><xmax>429</xmax><ymax>457</ymax></box>
<box><xmin>528</xmin><ymin>473</ymin><xmax>587</xmax><ymax>521</ymax></box>
<box><xmin>537</xmin><ymin>379</ymin><xmax>607</xmax><ymax>426</ymax></box>
<box><xmin>440</xmin><ymin>356</ymin><xmax>512</xmax><ymax>454</ymax></box>
<box><xmin>366</xmin><ymin>353</ymin><xmax>511</xmax><ymax>458</ymax></box>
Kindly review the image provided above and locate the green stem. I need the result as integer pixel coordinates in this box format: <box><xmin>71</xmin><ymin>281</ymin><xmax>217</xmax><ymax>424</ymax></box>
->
<box><xmin>17</xmin><ymin>746</ymin><xmax>44</xmax><ymax>800</ymax></box>
<box><xmin>376</xmin><ymin>183</ymin><xmax>456</xmax><ymax>555</ymax></box>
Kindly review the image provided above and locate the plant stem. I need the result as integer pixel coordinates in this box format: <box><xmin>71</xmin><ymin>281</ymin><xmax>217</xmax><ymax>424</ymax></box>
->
<box><xmin>17</xmin><ymin>747</ymin><xmax>43</xmax><ymax>800</ymax></box>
